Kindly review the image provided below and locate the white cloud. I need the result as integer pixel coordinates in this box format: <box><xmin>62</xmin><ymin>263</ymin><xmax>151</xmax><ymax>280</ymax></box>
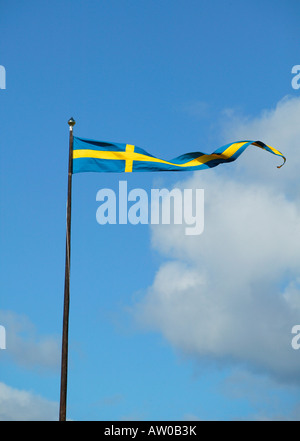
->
<box><xmin>132</xmin><ymin>96</ymin><xmax>300</xmax><ymax>384</ymax></box>
<box><xmin>0</xmin><ymin>382</ymin><xmax>58</xmax><ymax>421</ymax></box>
<box><xmin>220</xmin><ymin>95</ymin><xmax>300</xmax><ymax>197</ymax></box>
<box><xmin>0</xmin><ymin>310</ymin><xmax>60</xmax><ymax>371</ymax></box>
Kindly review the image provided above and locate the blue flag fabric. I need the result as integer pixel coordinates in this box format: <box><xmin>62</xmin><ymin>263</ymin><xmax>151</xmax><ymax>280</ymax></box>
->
<box><xmin>72</xmin><ymin>136</ymin><xmax>285</xmax><ymax>174</ymax></box>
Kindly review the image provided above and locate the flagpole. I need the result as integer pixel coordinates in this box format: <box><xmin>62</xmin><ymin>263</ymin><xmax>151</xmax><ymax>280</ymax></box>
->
<box><xmin>59</xmin><ymin>117</ymin><xmax>75</xmax><ymax>421</ymax></box>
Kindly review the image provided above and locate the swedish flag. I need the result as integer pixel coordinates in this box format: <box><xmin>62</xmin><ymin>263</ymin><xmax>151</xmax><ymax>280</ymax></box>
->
<box><xmin>72</xmin><ymin>137</ymin><xmax>285</xmax><ymax>174</ymax></box>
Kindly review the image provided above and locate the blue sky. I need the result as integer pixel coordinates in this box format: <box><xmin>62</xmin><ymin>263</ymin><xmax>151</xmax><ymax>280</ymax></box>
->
<box><xmin>1</xmin><ymin>0</ymin><xmax>300</xmax><ymax>421</ymax></box>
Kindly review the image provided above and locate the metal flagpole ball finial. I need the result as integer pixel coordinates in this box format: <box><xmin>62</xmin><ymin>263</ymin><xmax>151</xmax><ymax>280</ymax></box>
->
<box><xmin>68</xmin><ymin>117</ymin><xmax>76</xmax><ymax>130</ymax></box>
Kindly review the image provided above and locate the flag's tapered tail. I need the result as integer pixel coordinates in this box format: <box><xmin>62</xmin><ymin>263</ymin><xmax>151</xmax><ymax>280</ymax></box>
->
<box><xmin>59</xmin><ymin>117</ymin><xmax>75</xmax><ymax>421</ymax></box>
